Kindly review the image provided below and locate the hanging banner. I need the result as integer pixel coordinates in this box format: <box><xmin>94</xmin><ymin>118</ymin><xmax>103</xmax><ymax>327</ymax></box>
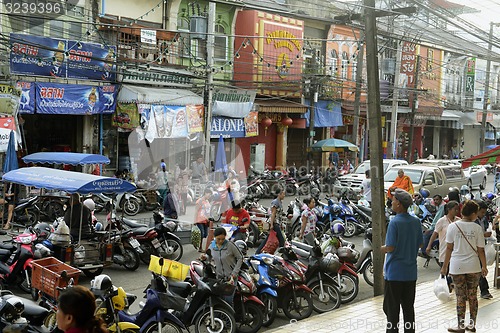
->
<box><xmin>10</xmin><ymin>33</ymin><xmax>116</xmax><ymax>81</ymax></box>
<box><xmin>186</xmin><ymin>104</ymin><xmax>204</xmax><ymax>133</ymax></box>
<box><xmin>244</xmin><ymin>111</ymin><xmax>258</xmax><ymax>137</ymax></box>
<box><xmin>168</xmin><ymin>106</ymin><xmax>189</xmax><ymax>138</ymax></box>
<box><xmin>212</xmin><ymin>88</ymin><xmax>256</xmax><ymax>118</ymax></box>
<box><xmin>211</xmin><ymin>117</ymin><xmax>246</xmax><ymax>138</ymax></box>
<box><xmin>0</xmin><ymin>117</ymin><xmax>18</xmax><ymax>153</ymax></box>
<box><xmin>137</xmin><ymin>103</ymin><xmax>151</xmax><ymax>129</ymax></box>
<box><xmin>15</xmin><ymin>81</ymin><xmax>35</xmax><ymax>114</ymax></box>
<box><xmin>35</xmin><ymin>82</ymin><xmax>118</xmax><ymax>115</ymax></box>
<box><xmin>112</xmin><ymin>103</ymin><xmax>140</xmax><ymax>129</ymax></box>
<box><xmin>66</xmin><ymin>40</ymin><xmax>117</xmax><ymax>81</ymax></box>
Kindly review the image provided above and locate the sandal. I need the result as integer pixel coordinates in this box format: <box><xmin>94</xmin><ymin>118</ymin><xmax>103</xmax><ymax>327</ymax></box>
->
<box><xmin>2</xmin><ymin>224</ymin><xmax>10</xmax><ymax>230</ymax></box>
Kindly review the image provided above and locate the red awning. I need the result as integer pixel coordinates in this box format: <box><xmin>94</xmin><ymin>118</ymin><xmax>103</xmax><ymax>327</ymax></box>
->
<box><xmin>461</xmin><ymin>145</ymin><xmax>500</xmax><ymax>168</ymax></box>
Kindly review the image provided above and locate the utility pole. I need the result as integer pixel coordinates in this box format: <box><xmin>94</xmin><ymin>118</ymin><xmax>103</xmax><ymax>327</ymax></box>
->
<box><xmin>204</xmin><ymin>1</ymin><xmax>216</xmax><ymax>169</ymax></box>
<box><xmin>480</xmin><ymin>22</ymin><xmax>497</xmax><ymax>153</ymax></box>
<box><xmin>407</xmin><ymin>55</ymin><xmax>420</xmax><ymax>162</ymax></box>
<box><xmin>364</xmin><ymin>0</ymin><xmax>385</xmax><ymax>296</ymax></box>
<box><xmin>308</xmin><ymin>50</ymin><xmax>318</xmax><ymax>170</ymax></box>
<box><xmin>352</xmin><ymin>33</ymin><xmax>365</xmax><ymax>165</ymax></box>
<box><xmin>388</xmin><ymin>40</ymin><xmax>402</xmax><ymax>159</ymax></box>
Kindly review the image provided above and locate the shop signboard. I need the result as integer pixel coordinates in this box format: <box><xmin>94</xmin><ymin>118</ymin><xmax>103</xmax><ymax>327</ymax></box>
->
<box><xmin>34</xmin><ymin>82</ymin><xmax>118</xmax><ymax>115</ymax></box>
<box><xmin>10</xmin><ymin>33</ymin><xmax>116</xmax><ymax>81</ymax></box>
<box><xmin>0</xmin><ymin>117</ymin><xmax>18</xmax><ymax>153</ymax></box>
<box><xmin>210</xmin><ymin>117</ymin><xmax>246</xmax><ymax>138</ymax></box>
<box><xmin>15</xmin><ymin>81</ymin><xmax>35</xmax><ymax>114</ymax></box>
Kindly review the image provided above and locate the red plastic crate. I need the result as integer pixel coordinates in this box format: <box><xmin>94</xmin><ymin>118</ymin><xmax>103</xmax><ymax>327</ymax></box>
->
<box><xmin>32</xmin><ymin>257</ymin><xmax>82</xmax><ymax>299</ymax></box>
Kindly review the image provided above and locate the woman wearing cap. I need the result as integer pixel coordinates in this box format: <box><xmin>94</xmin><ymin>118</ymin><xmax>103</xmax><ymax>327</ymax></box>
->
<box><xmin>381</xmin><ymin>188</ymin><xmax>423</xmax><ymax>333</ymax></box>
<box><xmin>441</xmin><ymin>200</ymin><xmax>487</xmax><ymax>333</ymax></box>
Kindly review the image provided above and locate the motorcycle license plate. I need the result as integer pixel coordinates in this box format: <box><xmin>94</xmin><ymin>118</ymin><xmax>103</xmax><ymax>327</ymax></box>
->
<box><xmin>129</xmin><ymin>238</ymin><xmax>141</xmax><ymax>248</ymax></box>
<box><xmin>152</xmin><ymin>238</ymin><xmax>161</xmax><ymax>248</ymax></box>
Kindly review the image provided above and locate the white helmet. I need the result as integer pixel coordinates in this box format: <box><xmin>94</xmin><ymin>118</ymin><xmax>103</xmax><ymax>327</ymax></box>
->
<box><xmin>90</xmin><ymin>274</ymin><xmax>113</xmax><ymax>295</ymax></box>
<box><xmin>83</xmin><ymin>198</ymin><xmax>96</xmax><ymax>211</ymax></box>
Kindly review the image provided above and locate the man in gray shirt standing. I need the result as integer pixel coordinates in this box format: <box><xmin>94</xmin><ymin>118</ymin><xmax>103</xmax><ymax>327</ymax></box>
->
<box><xmin>191</xmin><ymin>155</ymin><xmax>207</xmax><ymax>182</ymax></box>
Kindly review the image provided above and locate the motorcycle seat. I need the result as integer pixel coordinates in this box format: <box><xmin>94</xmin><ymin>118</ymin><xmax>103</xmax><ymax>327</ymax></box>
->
<box><xmin>0</xmin><ymin>243</ymin><xmax>16</xmax><ymax>252</ymax></box>
<box><xmin>0</xmin><ymin>249</ymin><xmax>12</xmax><ymax>261</ymax></box>
<box><xmin>356</xmin><ymin>205</ymin><xmax>372</xmax><ymax>215</ymax></box>
<box><xmin>129</xmin><ymin>227</ymin><xmax>151</xmax><ymax>236</ymax></box>
<box><xmin>0</xmin><ymin>261</ymin><xmax>11</xmax><ymax>275</ymax></box>
<box><xmin>166</xmin><ymin>278</ymin><xmax>192</xmax><ymax>298</ymax></box>
<box><xmin>122</xmin><ymin>218</ymin><xmax>148</xmax><ymax>229</ymax></box>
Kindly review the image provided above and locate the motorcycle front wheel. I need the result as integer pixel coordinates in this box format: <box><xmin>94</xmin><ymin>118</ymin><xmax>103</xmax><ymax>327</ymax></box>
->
<box><xmin>260</xmin><ymin>293</ymin><xmax>277</xmax><ymax>327</ymax></box>
<box><xmin>342</xmin><ymin>220</ymin><xmax>358</xmax><ymax>238</ymax></box>
<box><xmin>335</xmin><ymin>272</ymin><xmax>359</xmax><ymax>304</ymax></box>
<box><xmin>363</xmin><ymin>258</ymin><xmax>374</xmax><ymax>287</ymax></box>
<box><xmin>194</xmin><ymin>306</ymin><xmax>236</xmax><ymax>333</ymax></box>
<box><xmin>236</xmin><ymin>302</ymin><xmax>263</xmax><ymax>333</ymax></box>
<box><xmin>161</xmin><ymin>238</ymin><xmax>183</xmax><ymax>262</ymax></box>
<box><xmin>309</xmin><ymin>280</ymin><xmax>341</xmax><ymax>313</ymax></box>
<box><xmin>210</xmin><ymin>203</ymin><xmax>222</xmax><ymax>222</ymax></box>
<box><xmin>82</xmin><ymin>267</ymin><xmax>104</xmax><ymax>278</ymax></box>
<box><xmin>123</xmin><ymin>197</ymin><xmax>141</xmax><ymax>216</ymax></box>
<box><xmin>247</xmin><ymin>222</ymin><xmax>259</xmax><ymax>248</ymax></box>
<box><xmin>282</xmin><ymin>290</ymin><xmax>313</xmax><ymax>320</ymax></box>
<box><xmin>144</xmin><ymin>320</ymin><xmax>183</xmax><ymax>333</ymax></box>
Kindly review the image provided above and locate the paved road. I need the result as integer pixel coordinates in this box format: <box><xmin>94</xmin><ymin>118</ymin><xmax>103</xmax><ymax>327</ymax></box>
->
<box><xmin>5</xmin><ymin>174</ymin><xmax>496</xmax><ymax>329</ymax></box>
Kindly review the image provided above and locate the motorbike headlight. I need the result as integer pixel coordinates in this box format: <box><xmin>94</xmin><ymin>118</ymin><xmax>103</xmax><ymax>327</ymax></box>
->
<box><xmin>19</xmin><ymin>236</ymin><xmax>32</xmax><ymax>245</ymax></box>
<box><xmin>263</xmin><ymin>256</ymin><xmax>273</xmax><ymax>265</ymax></box>
<box><xmin>238</xmin><ymin>281</ymin><xmax>250</xmax><ymax>294</ymax></box>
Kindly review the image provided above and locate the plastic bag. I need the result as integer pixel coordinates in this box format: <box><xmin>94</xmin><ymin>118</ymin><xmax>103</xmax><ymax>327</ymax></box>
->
<box><xmin>433</xmin><ymin>275</ymin><xmax>451</xmax><ymax>302</ymax></box>
<box><xmin>262</xmin><ymin>230</ymin><xmax>279</xmax><ymax>254</ymax></box>
<box><xmin>191</xmin><ymin>225</ymin><xmax>201</xmax><ymax>249</ymax></box>
<box><xmin>49</xmin><ymin>217</ymin><xmax>71</xmax><ymax>245</ymax></box>
<box><xmin>484</xmin><ymin>243</ymin><xmax>496</xmax><ymax>266</ymax></box>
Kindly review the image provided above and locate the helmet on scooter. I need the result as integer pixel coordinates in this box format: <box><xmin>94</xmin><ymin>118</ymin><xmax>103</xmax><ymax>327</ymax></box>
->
<box><xmin>83</xmin><ymin>198</ymin><xmax>96</xmax><ymax>211</ymax></box>
<box><xmin>419</xmin><ymin>188</ymin><xmax>430</xmax><ymax>199</ymax></box>
<box><xmin>460</xmin><ymin>184</ymin><xmax>470</xmax><ymax>196</ymax></box>
<box><xmin>486</xmin><ymin>192</ymin><xmax>495</xmax><ymax>201</ymax></box>
<box><xmin>33</xmin><ymin>222</ymin><xmax>53</xmax><ymax>240</ymax></box>
<box><xmin>234</xmin><ymin>240</ymin><xmax>248</xmax><ymax>255</ymax></box>
<box><xmin>90</xmin><ymin>274</ymin><xmax>113</xmax><ymax>296</ymax></box>
<box><xmin>94</xmin><ymin>222</ymin><xmax>104</xmax><ymax>231</ymax></box>
<box><xmin>0</xmin><ymin>297</ymin><xmax>24</xmax><ymax>321</ymax></box>
<box><xmin>331</xmin><ymin>204</ymin><xmax>342</xmax><ymax>215</ymax></box>
<box><xmin>331</xmin><ymin>222</ymin><xmax>345</xmax><ymax>236</ymax></box>
<box><xmin>165</xmin><ymin>220</ymin><xmax>177</xmax><ymax>232</ymax></box>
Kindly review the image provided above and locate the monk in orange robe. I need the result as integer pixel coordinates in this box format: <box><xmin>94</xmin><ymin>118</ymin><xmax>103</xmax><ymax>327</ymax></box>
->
<box><xmin>387</xmin><ymin>169</ymin><xmax>414</xmax><ymax>199</ymax></box>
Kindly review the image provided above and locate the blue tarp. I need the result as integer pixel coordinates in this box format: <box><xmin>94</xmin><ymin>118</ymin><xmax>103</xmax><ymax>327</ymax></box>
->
<box><xmin>22</xmin><ymin>152</ymin><xmax>110</xmax><ymax>165</ymax></box>
<box><xmin>303</xmin><ymin>100</ymin><xmax>343</xmax><ymax>127</ymax></box>
<box><xmin>2</xmin><ymin>167</ymin><xmax>135</xmax><ymax>194</ymax></box>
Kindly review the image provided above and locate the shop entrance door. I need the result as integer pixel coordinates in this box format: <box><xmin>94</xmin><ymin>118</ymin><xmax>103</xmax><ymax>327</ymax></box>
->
<box><xmin>250</xmin><ymin>144</ymin><xmax>265</xmax><ymax>172</ymax></box>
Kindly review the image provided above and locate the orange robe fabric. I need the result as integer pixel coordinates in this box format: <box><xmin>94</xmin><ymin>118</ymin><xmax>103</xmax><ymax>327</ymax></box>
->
<box><xmin>387</xmin><ymin>175</ymin><xmax>414</xmax><ymax>198</ymax></box>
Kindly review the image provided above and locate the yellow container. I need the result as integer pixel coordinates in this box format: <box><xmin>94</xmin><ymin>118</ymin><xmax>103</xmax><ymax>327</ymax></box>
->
<box><xmin>148</xmin><ymin>255</ymin><xmax>189</xmax><ymax>281</ymax></box>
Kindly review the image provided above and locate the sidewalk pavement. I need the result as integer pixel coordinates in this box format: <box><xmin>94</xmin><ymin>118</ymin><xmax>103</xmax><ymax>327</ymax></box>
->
<box><xmin>269</xmin><ymin>272</ymin><xmax>500</xmax><ymax>333</ymax></box>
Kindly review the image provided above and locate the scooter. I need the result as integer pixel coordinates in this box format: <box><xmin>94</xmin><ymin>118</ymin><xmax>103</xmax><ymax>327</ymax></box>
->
<box><xmin>117</xmin><ymin>274</ymin><xmax>186</xmax><ymax>333</ymax></box>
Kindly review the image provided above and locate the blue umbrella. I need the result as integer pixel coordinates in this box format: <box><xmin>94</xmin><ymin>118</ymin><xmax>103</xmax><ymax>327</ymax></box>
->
<box><xmin>3</xmin><ymin>131</ymin><xmax>18</xmax><ymax>174</ymax></box>
<box><xmin>214</xmin><ymin>135</ymin><xmax>228</xmax><ymax>179</ymax></box>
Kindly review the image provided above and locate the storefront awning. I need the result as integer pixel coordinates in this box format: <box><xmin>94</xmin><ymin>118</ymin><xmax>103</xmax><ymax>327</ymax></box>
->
<box><xmin>255</xmin><ymin>100</ymin><xmax>307</xmax><ymax>114</ymax></box>
<box><xmin>118</xmin><ymin>85</ymin><xmax>203</xmax><ymax>105</ymax></box>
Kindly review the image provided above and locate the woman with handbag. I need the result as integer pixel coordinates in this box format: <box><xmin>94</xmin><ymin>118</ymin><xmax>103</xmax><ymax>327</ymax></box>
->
<box><xmin>256</xmin><ymin>188</ymin><xmax>286</xmax><ymax>254</ymax></box>
<box><xmin>441</xmin><ymin>200</ymin><xmax>488</xmax><ymax>333</ymax></box>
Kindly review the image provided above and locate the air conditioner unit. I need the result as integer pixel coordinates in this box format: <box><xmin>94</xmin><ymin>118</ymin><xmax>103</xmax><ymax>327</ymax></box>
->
<box><xmin>190</xmin><ymin>16</ymin><xmax>207</xmax><ymax>40</ymax></box>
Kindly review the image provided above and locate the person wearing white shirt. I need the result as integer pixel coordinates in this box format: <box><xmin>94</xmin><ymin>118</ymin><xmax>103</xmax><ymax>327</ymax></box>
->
<box><xmin>360</xmin><ymin>170</ymin><xmax>371</xmax><ymax>204</ymax></box>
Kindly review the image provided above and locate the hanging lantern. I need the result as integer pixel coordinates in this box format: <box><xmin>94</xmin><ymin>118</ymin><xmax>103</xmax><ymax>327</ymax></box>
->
<box><xmin>281</xmin><ymin>116</ymin><xmax>293</xmax><ymax>127</ymax></box>
<box><xmin>261</xmin><ymin>117</ymin><xmax>272</xmax><ymax>136</ymax></box>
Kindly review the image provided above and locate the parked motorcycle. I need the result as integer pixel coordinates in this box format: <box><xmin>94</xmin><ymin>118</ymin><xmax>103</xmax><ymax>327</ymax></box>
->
<box><xmin>164</xmin><ymin>256</ymin><xmax>237</xmax><ymax>333</ymax></box>
<box><xmin>92</xmin><ymin>192</ymin><xmax>142</xmax><ymax>216</ymax></box>
<box><xmin>152</xmin><ymin>211</ymin><xmax>184</xmax><ymax>261</ymax></box>
<box><xmin>0</xmin><ymin>224</ymin><xmax>52</xmax><ymax>293</ymax></box>
<box><xmin>284</xmin><ymin>241</ymin><xmax>342</xmax><ymax>313</ymax></box>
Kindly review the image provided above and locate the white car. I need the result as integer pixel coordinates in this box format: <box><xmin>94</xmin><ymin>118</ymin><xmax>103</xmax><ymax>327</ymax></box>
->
<box><xmin>463</xmin><ymin>165</ymin><xmax>487</xmax><ymax>190</ymax></box>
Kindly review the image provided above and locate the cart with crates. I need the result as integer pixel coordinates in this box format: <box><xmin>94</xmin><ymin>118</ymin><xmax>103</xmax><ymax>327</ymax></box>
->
<box><xmin>31</xmin><ymin>256</ymin><xmax>82</xmax><ymax>301</ymax></box>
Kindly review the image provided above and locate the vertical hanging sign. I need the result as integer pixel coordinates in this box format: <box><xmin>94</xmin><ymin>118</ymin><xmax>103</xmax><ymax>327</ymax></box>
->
<box><xmin>399</xmin><ymin>41</ymin><xmax>416</xmax><ymax>103</ymax></box>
